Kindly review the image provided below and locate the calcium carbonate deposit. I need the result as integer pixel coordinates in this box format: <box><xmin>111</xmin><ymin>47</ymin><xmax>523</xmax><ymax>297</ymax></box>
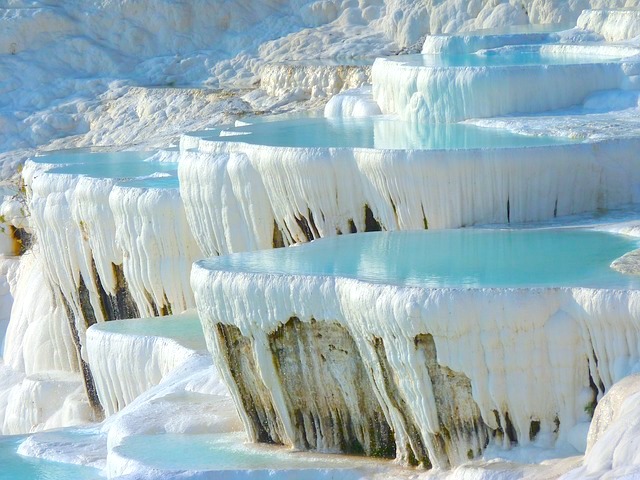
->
<box><xmin>3</xmin><ymin>1</ymin><xmax>640</xmax><ymax>479</ymax></box>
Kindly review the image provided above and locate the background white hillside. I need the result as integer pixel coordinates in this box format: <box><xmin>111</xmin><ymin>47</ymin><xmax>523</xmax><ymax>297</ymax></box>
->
<box><xmin>2</xmin><ymin>0</ymin><xmax>638</xmax><ymax>180</ymax></box>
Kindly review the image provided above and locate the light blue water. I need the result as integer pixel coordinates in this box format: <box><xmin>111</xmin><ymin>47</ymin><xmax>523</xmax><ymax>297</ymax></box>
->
<box><xmin>202</xmin><ymin>229</ymin><xmax>640</xmax><ymax>289</ymax></box>
<box><xmin>49</xmin><ymin>161</ymin><xmax>176</xmax><ymax>179</ymax></box>
<box><xmin>35</xmin><ymin>150</ymin><xmax>178</xmax><ymax>181</ymax></box>
<box><xmin>0</xmin><ymin>435</ymin><xmax>101</xmax><ymax>480</ymax></box>
<box><xmin>34</xmin><ymin>150</ymin><xmax>153</xmax><ymax>165</ymax></box>
<box><xmin>390</xmin><ymin>48</ymin><xmax>625</xmax><ymax>68</ymax></box>
<box><xmin>91</xmin><ymin>313</ymin><xmax>206</xmax><ymax>351</ymax></box>
<box><xmin>116</xmin><ymin>432</ymin><xmax>376</xmax><ymax>472</ymax></box>
<box><xmin>212</xmin><ymin>116</ymin><xmax>572</xmax><ymax>149</ymax></box>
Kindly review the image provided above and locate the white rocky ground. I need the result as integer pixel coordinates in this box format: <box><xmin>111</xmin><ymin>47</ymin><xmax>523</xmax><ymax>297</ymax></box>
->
<box><xmin>4</xmin><ymin>1</ymin><xmax>640</xmax><ymax>479</ymax></box>
<box><xmin>3</xmin><ymin>0</ymin><xmax>640</xmax><ymax>170</ymax></box>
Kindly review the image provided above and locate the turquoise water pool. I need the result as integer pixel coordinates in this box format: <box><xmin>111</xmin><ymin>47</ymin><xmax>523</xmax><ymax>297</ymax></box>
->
<box><xmin>49</xmin><ymin>161</ymin><xmax>176</xmax><ymax>179</ymax></box>
<box><xmin>388</xmin><ymin>48</ymin><xmax>626</xmax><ymax>68</ymax></box>
<box><xmin>34</xmin><ymin>150</ymin><xmax>153</xmax><ymax>165</ymax></box>
<box><xmin>209</xmin><ymin>116</ymin><xmax>572</xmax><ymax>150</ymax></box>
<box><xmin>115</xmin><ymin>431</ymin><xmax>380</xmax><ymax>472</ymax></box>
<box><xmin>91</xmin><ymin>313</ymin><xmax>206</xmax><ymax>351</ymax></box>
<box><xmin>35</xmin><ymin>150</ymin><xmax>177</xmax><ymax>180</ymax></box>
<box><xmin>422</xmin><ymin>24</ymin><xmax>573</xmax><ymax>56</ymax></box>
<box><xmin>201</xmin><ymin>229</ymin><xmax>640</xmax><ymax>289</ymax></box>
<box><xmin>0</xmin><ymin>435</ymin><xmax>101</xmax><ymax>480</ymax></box>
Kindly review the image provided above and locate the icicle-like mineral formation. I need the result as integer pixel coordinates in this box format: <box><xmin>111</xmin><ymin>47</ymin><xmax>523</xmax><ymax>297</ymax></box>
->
<box><xmin>192</xmin><ymin>230</ymin><xmax>640</xmax><ymax>469</ymax></box>
<box><xmin>179</xmin><ymin>133</ymin><xmax>640</xmax><ymax>257</ymax></box>
<box><xmin>86</xmin><ymin>312</ymin><xmax>207</xmax><ymax>416</ymax></box>
<box><xmin>19</xmin><ymin>155</ymin><xmax>201</xmax><ymax>417</ymax></box>
<box><xmin>372</xmin><ymin>44</ymin><xmax>637</xmax><ymax>123</ymax></box>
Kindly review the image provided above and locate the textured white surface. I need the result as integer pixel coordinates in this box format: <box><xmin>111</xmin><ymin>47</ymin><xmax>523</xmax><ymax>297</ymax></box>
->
<box><xmin>324</xmin><ymin>87</ymin><xmax>382</xmax><ymax>117</ymax></box>
<box><xmin>260</xmin><ymin>63</ymin><xmax>371</xmax><ymax>100</ymax></box>
<box><xmin>578</xmin><ymin>8</ymin><xmax>640</xmax><ymax>42</ymax></box>
<box><xmin>180</xmin><ymin>135</ymin><xmax>640</xmax><ymax>256</ymax></box>
<box><xmin>373</xmin><ymin>44</ymin><xmax>638</xmax><ymax>123</ymax></box>
<box><xmin>2</xmin><ymin>252</ymin><xmax>76</xmax><ymax>376</ymax></box>
<box><xmin>422</xmin><ymin>29</ymin><xmax>562</xmax><ymax>55</ymax></box>
<box><xmin>109</xmin><ymin>185</ymin><xmax>202</xmax><ymax>317</ymax></box>
<box><xmin>0</xmin><ymin>252</ymin><xmax>91</xmax><ymax>434</ymax></box>
<box><xmin>4</xmin><ymin>0</ymin><xmax>640</xmax><ymax>477</ymax></box>
<box><xmin>179</xmin><ymin>151</ymin><xmax>277</xmax><ymax>257</ymax></box>
<box><xmin>24</xmin><ymin>158</ymin><xmax>201</xmax><ymax>324</ymax></box>
<box><xmin>561</xmin><ymin>374</ymin><xmax>640</xmax><ymax>479</ymax></box>
<box><xmin>192</xmin><ymin>259</ymin><xmax>640</xmax><ymax>467</ymax></box>
<box><xmin>86</xmin><ymin>312</ymin><xmax>207</xmax><ymax>416</ymax></box>
<box><xmin>2</xmin><ymin>372</ymin><xmax>91</xmax><ymax>435</ymax></box>
<box><xmin>4</xmin><ymin>0</ymin><xmax>640</xmax><ymax>159</ymax></box>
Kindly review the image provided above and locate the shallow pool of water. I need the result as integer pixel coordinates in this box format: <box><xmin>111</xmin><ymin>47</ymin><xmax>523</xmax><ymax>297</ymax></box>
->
<box><xmin>209</xmin><ymin>116</ymin><xmax>572</xmax><ymax>150</ymax></box>
<box><xmin>202</xmin><ymin>229</ymin><xmax>640</xmax><ymax>289</ymax></box>
<box><xmin>50</xmin><ymin>161</ymin><xmax>176</xmax><ymax>179</ymax></box>
<box><xmin>115</xmin><ymin>431</ymin><xmax>384</xmax><ymax>473</ymax></box>
<box><xmin>34</xmin><ymin>150</ymin><xmax>177</xmax><ymax>180</ymax></box>
<box><xmin>389</xmin><ymin>47</ymin><xmax>626</xmax><ymax>68</ymax></box>
<box><xmin>34</xmin><ymin>150</ymin><xmax>153</xmax><ymax>165</ymax></box>
<box><xmin>0</xmin><ymin>435</ymin><xmax>101</xmax><ymax>480</ymax></box>
<box><xmin>92</xmin><ymin>313</ymin><xmax>205</xmax><ymax>351</ymax></box>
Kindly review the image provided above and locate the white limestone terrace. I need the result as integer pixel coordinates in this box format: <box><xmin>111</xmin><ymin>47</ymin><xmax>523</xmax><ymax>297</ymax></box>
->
<box><xmin>6</xmin><ymin>148</ymin><xmax>202</xmax><ymax>427</ymax></box>
<box><xmin>18</xmin><ymin>309</ymin><xmax>412</xmax><ymax>480</ymax></box>
<box><xmin>20</xmin><ymin>92</ymin><xmax>640</xmax><ymax>461</ymax></box>
<box><xmin>0</xmin><ymin>251</ymin><xmax>91</xmax><ymax>435</ymax></box>
<box><xmin>564</xmin><ymin>373</ymin><xmax>640</xmax><ymax>479</ymax></box>
<box><xmin>324</xmin><ymin>86</ymin><xmax>383</xmax><ymax>117</ymax></box>
<box><xmin>467</xmin><ymin>88</ymin><xmax>640</xmax><ymax>142</ymax></box>
<box><xmin>5</xmin><ymin>3</ymin><xmax>640</xmax><ymax>480</ymax></box>
<box><xmin>421</xmin><ymin>22</ymin><xmax>575</xmax><ymax>55</ymax></box>
<box><xmin>577</xmin><ymin>8</ymin><xmax>640</xmax><ymax>42</ymax></box>
<box><xmin>23</xmin><ymin>149</ymin><xmax>199</xmax><ymax>322</ymax></box>
<box><xmin>177</xmin><ymin>20</ymin><xmax>640</xmax><ymax>258</ymax></box>
<box><xmin>373</xmin><ymin>43</ymin><xmax>640</xmax><ymax>123</ymax></box>
<box><xmin>86</xmin><ymin>311</ymin><xmax>207</xmax><ymax>417</ymax></box>
<box><xmin>13</xmin><ymin>320</ymin><xmax>244</xmax><ymax>479</ymax></box>
<box><xmin>179</xmin><ymin>114</ymin><xmax>640</xmax><ymax>257</ymax></box>
<box><xmin>192</xmin><ymin>228</ymin><xmax>640</xmax><ymax>471</ymax></box>
<box><xmin>9</xmin><ymin>214</ymin><xmax>640</xmax><ymax>480</ymax></box>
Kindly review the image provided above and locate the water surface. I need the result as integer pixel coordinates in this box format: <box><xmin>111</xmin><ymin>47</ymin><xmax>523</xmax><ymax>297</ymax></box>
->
<box><xmin>91</xmin><ymin>313</ymin><xmax>205</xmax><ymax>351</ymax></box>
<box><xmin>34</xmin><ymin>150</ymin><xmax>153</xmax><ymax>165</ymax></box>
<box><xmin>116</xmin><ymin>431</ymin><xmax>383</xmax><ymax>472</ymax></box>
<box><xmin>35</xmin><ymin>150</ymin><xmax>177</xmax><ymax>180</ymax></box>
<box><xmin>388</xmin><ymin>48</ymin><xmax>626</xmax><ymax>68</ymax></box>
<box><xmin>0</xmin><ymin>435</ymin><xmax>101</xmax><ymax>480</ymax></box>
<box><xmin>209</xmin><ymin>116</ymin><xmax>572</xmax><ymax>150</ymax></box>
<box><xmin>50</xmin><ymin>161</ymin><xmax>176</xmax><ymax>179</ymax></box>
<box><xmin>202</xmin><ymin>229</ymin><xmax>640</xmax><ymax>289</ymax></box>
